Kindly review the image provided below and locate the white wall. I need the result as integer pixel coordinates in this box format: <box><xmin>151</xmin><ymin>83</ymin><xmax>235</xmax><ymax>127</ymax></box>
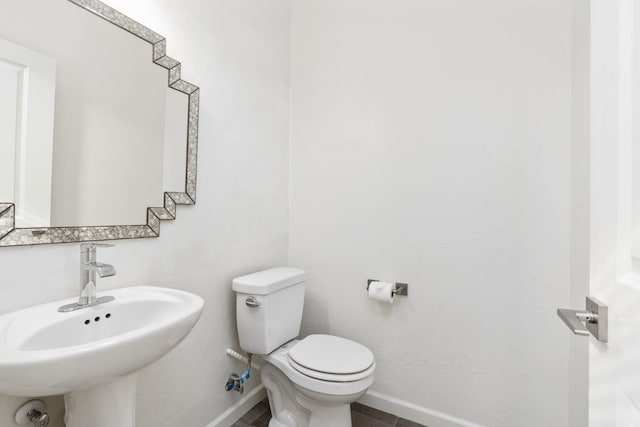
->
<box><xmin>0</xmin><ymin>0</ymin><xmax>291</xmax><ymax>425</ymax></box>
<box><xmin>289</xmin><ymin>1</ymin><xmax>572</xmax><ymax>426</ymax></box>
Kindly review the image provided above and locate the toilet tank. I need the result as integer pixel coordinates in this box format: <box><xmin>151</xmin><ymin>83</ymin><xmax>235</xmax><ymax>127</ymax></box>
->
<box><xmin>232</xmin><ymin>267</ymin><xmax>306</xmax><ymax>355</ymax></box>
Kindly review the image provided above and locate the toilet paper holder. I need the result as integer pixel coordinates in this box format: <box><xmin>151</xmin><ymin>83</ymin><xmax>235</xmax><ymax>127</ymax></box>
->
<box><xmin>367</xmin><ymin>279</ymin><xmax>409</xmax><ymax>296</ymax></box>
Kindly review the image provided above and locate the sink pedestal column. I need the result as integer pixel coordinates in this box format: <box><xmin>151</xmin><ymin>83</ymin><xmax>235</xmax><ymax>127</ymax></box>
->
<box><xmin>64</xmin><ymin>373</ymin><xmax>137</xmax><ymax>427</ymax></box>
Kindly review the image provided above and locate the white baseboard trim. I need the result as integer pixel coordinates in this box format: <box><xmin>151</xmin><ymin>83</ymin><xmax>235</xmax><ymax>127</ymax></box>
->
<box><xmin>205</xmin><ymin>384</ymin><xmax>481</xmax><ymax>427</ymax></box>
<box><xmin>357</xmin><ymin>389</ymin><xmax>484</xmax><ymax>427</ymax></box>
<box><xmin>206</xmin><ymin>384</ymin><xmax>267</xmax><ymax>427</ymax></box>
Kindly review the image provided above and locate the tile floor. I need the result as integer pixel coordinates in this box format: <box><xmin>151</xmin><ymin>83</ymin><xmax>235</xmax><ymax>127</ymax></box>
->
<box><xmin>231</xmin><ymin>398</ymin><xmax>427</xmax><ymax>427</ymax></box>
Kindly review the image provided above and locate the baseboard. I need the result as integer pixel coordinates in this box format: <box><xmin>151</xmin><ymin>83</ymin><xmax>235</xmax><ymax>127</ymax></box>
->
<box><xmin>357</xmin><ymin>389</ymin><xmax>484</xmax><ymax>427</ymax></box>
<box><xmin>206</xmin><ymin>384</ymin><xmax>267</xmax><ymax>427</ymax></box>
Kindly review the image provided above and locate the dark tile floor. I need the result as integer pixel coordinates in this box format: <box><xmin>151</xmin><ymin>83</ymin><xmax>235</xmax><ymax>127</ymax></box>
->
<box><xmin>231</xmin><ymin>398</ymin><xmax>427</xmax><ymax>427</ymax></box>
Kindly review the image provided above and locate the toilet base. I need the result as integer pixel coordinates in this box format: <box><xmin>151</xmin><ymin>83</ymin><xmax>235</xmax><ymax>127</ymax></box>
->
<box><xmin>297</xmin><ymin>398</ymin><xmax>351</xmax><ymax>427</ymax></box>
<box><xmin>266</xmin><ymin>406</ymin><xmax>351</xmax><ymax>427</ymax></box>
<box><xmin>262</xmin><ymin>363</ymin><xmax>310</xmax><ymax>426</ymax></box>
<box><xmin>261</xmin><ymin>362</ymin><xmax>362</xmax><ymax>427</ymax></box>
<box><xmin>268</xmin><ymin>418</ymin><xmax>289</xmax><ymax>427</ymax></box>
<box><xmin>265</xmin><ymin>405</ymin><xmax>351</xmax><ymax>427</ymax></box>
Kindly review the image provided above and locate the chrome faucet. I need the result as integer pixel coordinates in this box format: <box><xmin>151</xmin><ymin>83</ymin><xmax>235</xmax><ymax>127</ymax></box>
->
<box><xmin>80</xmin><ymin>243</ymin><xmax>116</xmax><ymax>304</ymax></box>
<box><xmin>58</xmin><ymin>243</ymin><xmax>116</xmax><ymax>313</ymax></box>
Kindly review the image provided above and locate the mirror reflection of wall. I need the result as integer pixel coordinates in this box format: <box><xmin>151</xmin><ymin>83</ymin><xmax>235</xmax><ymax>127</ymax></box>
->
<box><xmin>0</xmin><ymin>0</ymin><xmax>187</xmax><ymax>228</ymax></box>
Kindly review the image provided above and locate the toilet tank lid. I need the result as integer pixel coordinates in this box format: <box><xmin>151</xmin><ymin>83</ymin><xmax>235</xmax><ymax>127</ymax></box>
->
<box><xmin>232</xmin><ymin>267</ymin><xmax>306</xmax><ymax>295</ymax></box>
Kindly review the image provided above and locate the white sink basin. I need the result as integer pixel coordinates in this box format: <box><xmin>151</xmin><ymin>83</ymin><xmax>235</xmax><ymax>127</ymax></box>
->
<box><xmin>0</xmin><ymin>286</ymin><xmax>204</xmax><ymax>397</ymax></box>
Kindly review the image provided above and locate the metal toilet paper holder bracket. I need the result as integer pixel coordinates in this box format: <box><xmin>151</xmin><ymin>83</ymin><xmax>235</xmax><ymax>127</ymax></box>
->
<box><xmin>367</xmin><ymin>279</ymin><xmax>409</xmax><ymax>296</ymax></box>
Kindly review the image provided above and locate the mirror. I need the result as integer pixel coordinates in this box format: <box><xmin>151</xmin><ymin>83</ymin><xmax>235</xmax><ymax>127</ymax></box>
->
<box><xmin>0</xmin><ymin>0</ymin><xmax>199</xmax><ymax>247</ymax></box>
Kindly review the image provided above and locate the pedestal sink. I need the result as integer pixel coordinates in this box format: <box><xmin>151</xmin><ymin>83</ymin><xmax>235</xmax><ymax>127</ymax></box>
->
<box><xmin>0</xmin><ymin>286</ymin><xmax>204</xmax><ymax>427</ymax></box>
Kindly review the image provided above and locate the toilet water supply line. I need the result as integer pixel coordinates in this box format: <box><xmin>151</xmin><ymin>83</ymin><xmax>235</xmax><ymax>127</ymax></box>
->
<box><xmin>225</xmin><ymin>349</ymin><xmax>254</xmax><ymax>394</ymax></box>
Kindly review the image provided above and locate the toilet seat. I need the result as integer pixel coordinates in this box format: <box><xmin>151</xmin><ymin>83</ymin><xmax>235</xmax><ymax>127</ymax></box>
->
<box><xmin>287</xmin><ymin>335</ymin><xmax>375</xmax><ymax>382</ymax></box>
<box><xmin>263</xmin><ymin>338</ymin><xmax>375</xmax><ymax>397</ymax></box>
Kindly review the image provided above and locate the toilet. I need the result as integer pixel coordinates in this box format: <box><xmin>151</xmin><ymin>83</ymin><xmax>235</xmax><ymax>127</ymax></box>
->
<box><xmin>233</xmin><ymin>267</ymin><xmax>376</xmax><ymax>427</ymax></box>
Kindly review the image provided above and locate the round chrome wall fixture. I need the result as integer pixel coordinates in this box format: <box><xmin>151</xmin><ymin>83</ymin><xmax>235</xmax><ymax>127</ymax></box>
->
<box><xmin>15</xmin><ymin>399</ymin><xmax>49</xmax><ymax>426</ymax></box>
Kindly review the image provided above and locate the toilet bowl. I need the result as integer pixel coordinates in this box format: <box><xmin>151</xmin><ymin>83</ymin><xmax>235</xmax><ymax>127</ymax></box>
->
<box><xmin>232</xmin><ymin>268</ymin><xmax>376</xmax><ymax>427</ymax></box>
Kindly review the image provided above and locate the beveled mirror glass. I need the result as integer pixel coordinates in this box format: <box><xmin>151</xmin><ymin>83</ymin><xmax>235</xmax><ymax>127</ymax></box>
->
<box><xmin>0</xmin><ymin>0</ymin><xmax>199</xmax><ymax>246</ymax></box>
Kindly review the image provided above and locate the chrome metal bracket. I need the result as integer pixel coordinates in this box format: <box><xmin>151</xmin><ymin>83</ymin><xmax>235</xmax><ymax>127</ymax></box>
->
<box><xmin>367</xmin><ymin>279</ymin><xmax>409</xmax><ymax>296</ymax></box>
<box><xmin>557</xmin><ymin>296</ymin><xmax>608</xmax><ymax>342</ymax></box>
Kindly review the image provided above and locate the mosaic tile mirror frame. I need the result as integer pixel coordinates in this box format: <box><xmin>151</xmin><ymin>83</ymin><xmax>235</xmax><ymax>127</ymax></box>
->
<box><xmin>0</xmin><ymin>0</ymin><xmax>199</xmax><ymax>247</ymax></box>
